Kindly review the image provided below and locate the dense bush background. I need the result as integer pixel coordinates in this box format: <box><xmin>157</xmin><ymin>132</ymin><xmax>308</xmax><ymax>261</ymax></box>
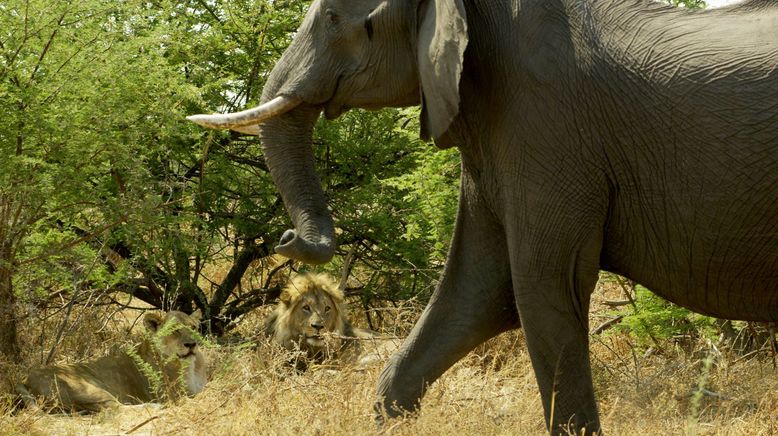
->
<box><xmin>1</xmin><ymin>0</ymin><xmax>773</xmax><ymax>365</ymax></box>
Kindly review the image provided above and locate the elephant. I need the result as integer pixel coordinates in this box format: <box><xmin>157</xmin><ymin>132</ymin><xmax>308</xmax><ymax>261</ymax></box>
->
<box><xmin>187</xmin><ymin>0</ymin><xmax>778</xmax><ymax>433</ymax></box>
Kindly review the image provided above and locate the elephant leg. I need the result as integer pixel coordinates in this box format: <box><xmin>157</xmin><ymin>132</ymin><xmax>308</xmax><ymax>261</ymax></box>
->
<box><xmin>375</xmin><ymin>177</ymin><xmax>519</xmax><ymax>419</ymax></box>
<box><xmin>511</xmin><ymin>226</ymin><xmax>603</xmax><ymax>435</ymax></box>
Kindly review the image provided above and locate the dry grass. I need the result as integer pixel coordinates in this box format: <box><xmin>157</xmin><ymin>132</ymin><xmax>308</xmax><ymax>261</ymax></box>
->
<box><xmin>1</xmin><ymin>279</ymin><xmax>776</xmax><ymax>436</ymax></box>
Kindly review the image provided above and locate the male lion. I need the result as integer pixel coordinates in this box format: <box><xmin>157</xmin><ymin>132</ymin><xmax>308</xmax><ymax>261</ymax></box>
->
<box><xmin>264</xmin><ymin>273</ymin><xmax>387</xmax><ymax>369</ymax></box>
<box><xmin>16</xmin><ymin>310</ymin><xmax>207</xmax><ymax>412</ymax></box>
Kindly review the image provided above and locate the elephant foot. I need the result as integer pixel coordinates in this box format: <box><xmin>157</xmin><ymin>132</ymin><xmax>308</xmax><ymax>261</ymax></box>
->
<box><xmin>374</xmin><ymin>358</ymin><xmax>423</xmax><ymax>424</ymax></box>
<box><xmin>550</xmin><ymin>417</ymin><xmax>601</xmax><ymax>436</ymax></box>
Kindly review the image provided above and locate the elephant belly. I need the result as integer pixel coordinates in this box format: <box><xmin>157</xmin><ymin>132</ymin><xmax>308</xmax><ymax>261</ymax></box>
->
<box><xmin>602</xmin><ymin>228</ymin><xmax>778</xmax><ymax>322</ymax></box>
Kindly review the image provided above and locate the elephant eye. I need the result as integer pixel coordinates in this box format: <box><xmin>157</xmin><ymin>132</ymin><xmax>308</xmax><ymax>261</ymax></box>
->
<box><xmin>326</xmin><ymin>9</ymin><xmax>339</xmax><ymax>25</ymax></box>
<box><xmin>364</xmin><ymin>17</ymin><xmax>373</xmax><ymax>40</ymax></box>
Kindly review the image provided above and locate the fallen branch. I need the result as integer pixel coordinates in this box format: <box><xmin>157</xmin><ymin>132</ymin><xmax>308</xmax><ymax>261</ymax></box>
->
<box><xmin>590</xmin><ymin>315</ymin><xmax>624</xmax><ymax>335</ymax></box>
<box><xmin>125</xmin><ymin>415</ymin><xmax>160</xmax><ymax>434</ymax></box>
<box><xmin>602</xmin><ymin>300</ymin><xmax>631</xmax><ymax>308</ymax></box>
<box><xmin>733</xmin><ymin>347</ymin><xmax>773</xmax><ymax>365</ymax></box>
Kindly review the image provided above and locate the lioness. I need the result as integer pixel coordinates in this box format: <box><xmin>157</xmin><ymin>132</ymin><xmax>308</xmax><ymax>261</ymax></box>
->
<box><xmin>16</xmin><ymin>310</ymin><xmax>207</xmax><ymax>412</ymax></box>
<box><xmin>264</xmin><ymin>273</ymin><xmax>391</xmax><ymax>369</ymax></box>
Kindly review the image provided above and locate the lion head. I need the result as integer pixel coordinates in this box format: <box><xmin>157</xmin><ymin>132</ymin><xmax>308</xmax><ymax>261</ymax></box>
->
<box><xmin>139</xmin><ymin>309</ymin><xmax>207</xmax><ymax>398</ymax></box>
<box><xmin>264</xmin><ymin>273</ymin><xmax>355</xmax><ymax>362</ymax></box>
<box><xmin>143</xmin><ymin>310</ymin><xmax>202</xmax><ymax>362</ymax></box>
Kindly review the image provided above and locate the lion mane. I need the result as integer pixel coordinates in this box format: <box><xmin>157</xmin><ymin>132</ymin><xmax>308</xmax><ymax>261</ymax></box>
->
<box><xmin>16</xmin><ymin>310</ymin><xmax>208</xmax><ymax>412</ymax></box>
<box><xmin>264</xmin><ymin>273</ymin><xmax>372</xmax><ymax>366</ymax></box>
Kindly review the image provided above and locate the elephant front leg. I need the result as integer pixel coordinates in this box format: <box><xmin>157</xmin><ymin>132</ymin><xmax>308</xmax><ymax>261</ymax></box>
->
<box><xmin>512</xmin><ymin>228</ymin><xmax>603</xmax><ymax>435</ymax></box>
<box><xmin>375</xmin><ymin>181</ymin><xmax>519</xmax><ymax>419</ymax></box>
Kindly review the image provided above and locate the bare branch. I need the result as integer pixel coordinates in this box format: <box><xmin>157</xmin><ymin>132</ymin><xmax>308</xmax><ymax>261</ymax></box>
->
<box><xmin>338</xmin><ymin>244</ymin><xmax>358</xmax><ymax>291</ymax></box>
<box><xmin>590</xmin><ymin>315</ymin><xmax>625</xmax><ymax>335</ymax></box>
<box><xmin>29</xmin><ymin>12</ymin><xmax>67</xmax><ymax>84</ymax></box>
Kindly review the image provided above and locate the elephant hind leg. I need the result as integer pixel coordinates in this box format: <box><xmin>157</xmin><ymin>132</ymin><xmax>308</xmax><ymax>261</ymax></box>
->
<box><xmin>375</xmin><ymin>176</ymin><xmax>519</xmax><ymax>420</ymax></box>
<box><xmin>512</xmin><ymin>227</ymin><xmax>603</xmax><ymax>435</ymax></box>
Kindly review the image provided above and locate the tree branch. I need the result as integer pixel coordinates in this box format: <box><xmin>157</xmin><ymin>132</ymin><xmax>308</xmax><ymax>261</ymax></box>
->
<box><xmin>208</xmin><ymin>241</ymin><xmax>270</xmax><ymax>321</ymax></box>
<box><xmin>29</xmin><ymin>12</ymin><xmax>67</xmax><ymax>84</ymax></box>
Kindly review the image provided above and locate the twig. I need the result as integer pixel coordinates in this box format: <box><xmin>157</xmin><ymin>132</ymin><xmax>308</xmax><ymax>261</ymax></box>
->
<box><xmin>338</xmin><ymin>244</ymin><xmax>358</xmax><ymax>291</ymax></box>
<box><xmin>330</xmin><ymin>333</ymin><xmax>401</xmax><ymax>341</ymax></box>
<box><xmin>733</xmin><ymin>347</ymin><xmax>772</xmax><ymax>364</ymax></box>
<box><xmin>675</xmin><ymin>388</ymin><xmax>731</xmax><ymax>401</ymax></box>
<box><xmin>769</xmin><ymin>324</ymin><xmax>777</xmax><ymax>369</ymax></box>
<box><xmin>615</xmin><ymin>276</ymin><xmax>638</xmax><ymax>309</ymax></box>
<box><xmin>602</xmin><ymin>300</ymin><xmax>632</xmax><ymax>308</ymax></box>
<box><xmin>125</xmin><ymin>415</ymin><xmax>160</xmax><ymax>434</ymax></box>
<box><xmin>45</xmin><ymin>238</ymin><xmax>109</xmax><ymax>364</ymax></box>
<box><xmin>262</xmin><ymin>259</ymin><xmax>293</xmax><ymax>290</ymax></box>
<box><xmin>590</xmin><ymin>315</ymin><xmax>624</xmax><ymax>335</ymax></box>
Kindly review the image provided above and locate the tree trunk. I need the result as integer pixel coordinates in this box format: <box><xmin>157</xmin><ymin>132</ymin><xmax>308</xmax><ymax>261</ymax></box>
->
<box><xmin>0</xmin><ymin>245</ymin><xmax>21</xmax><ymax>363</ymax></box>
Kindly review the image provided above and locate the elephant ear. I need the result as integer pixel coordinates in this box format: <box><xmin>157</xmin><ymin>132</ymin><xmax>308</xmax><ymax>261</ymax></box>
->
<box><xmin>417</xmin><ymin>0</ymin><xmax>468</xmax><ymax>146</ymax></box>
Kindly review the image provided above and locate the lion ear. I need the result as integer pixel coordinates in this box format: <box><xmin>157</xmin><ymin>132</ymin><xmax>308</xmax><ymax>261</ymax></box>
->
<box><xmin>190</xmin><ymin>309</ymin><xmax>202</xmax><ymax>322</ymax></box>
<box><xmin>143</xmin><ymin>312</ymin><xmax>164</xmax><ymax>333</ymax></box>
<box><xmin>279</xmin><ymin>289</ymin><xmax>293</xmax><ymax>305</ymax></box>
<box><xmin>328</xmin><ymin>287</ymin><xmax>345</xmax><ymax>304</ymax></box>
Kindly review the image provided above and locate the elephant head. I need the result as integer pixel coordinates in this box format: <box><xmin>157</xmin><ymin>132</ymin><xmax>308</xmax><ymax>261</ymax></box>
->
<box><xmin>188</xmin><ymin>0</ymin><xmax>468</xmax><ymax>264</ymax></box>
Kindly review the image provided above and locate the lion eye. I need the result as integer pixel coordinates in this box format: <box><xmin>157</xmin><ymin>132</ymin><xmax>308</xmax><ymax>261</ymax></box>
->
<box><xmin>302</xmin><ymin>305</ymin><xmax>311</xmax><ymax>312</ymax></box>
<box><xmin>324</xmin><ymin>306</ymin><xmax>331</xmax><ymax>313</ymax></box>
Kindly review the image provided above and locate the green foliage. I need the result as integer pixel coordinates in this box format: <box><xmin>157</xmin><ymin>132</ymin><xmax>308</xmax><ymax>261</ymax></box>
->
<box><xmin>313</xmin><ymin>107</ymin><xmax>458</xmax><ymax>301</ymax></box>
<box><xmin>613</xmin><ymin>284</ymin><xmax>717</xmax><ymax>347</ymax></box>
<box><xmin>125</xmin><ymin>343</ymin><xmax>165</xmax><ymax>400</ymax></box>
<box><xmin>666</xmin><ymin>0</ymin><xmax>707</xmax><ymax>9</ymax></box>
<box><xmin>16</xmin><ymin>229</ymin><xmax>114</xmax><ymax>300</ymax></box>
<box><xmin>0</xmin><ymin>0</ymin><xmax>192</xmax><ymax>301</ymax></box>
<box><xmin>381</xmin><ymin>117</ymin><xmax>459</xmax><ymax>263</ymax></box>
<box><xmin>1</xmin><ymin>0</ymin><xmax>458</xmax><ymax>343</ymax></box>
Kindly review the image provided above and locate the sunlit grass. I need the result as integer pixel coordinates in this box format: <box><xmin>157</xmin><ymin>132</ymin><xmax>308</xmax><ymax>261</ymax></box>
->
<box><xmin>1</xmin><ymin>278</ymin><xmax>776</xmax><ymax>435</ymax></box>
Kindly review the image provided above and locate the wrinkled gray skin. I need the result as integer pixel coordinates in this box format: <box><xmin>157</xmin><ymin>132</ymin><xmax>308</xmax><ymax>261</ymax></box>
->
<box><xmin>202</xmin><ymin>0</ymin><xmax>778</xmax><ymax>433</ymax></box>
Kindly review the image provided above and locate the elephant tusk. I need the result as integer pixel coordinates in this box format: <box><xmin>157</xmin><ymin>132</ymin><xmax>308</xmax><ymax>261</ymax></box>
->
<box><xmin>186</xmin><ymin>95</ymin><xmax>302</xmax><ymax>134</ymax></box>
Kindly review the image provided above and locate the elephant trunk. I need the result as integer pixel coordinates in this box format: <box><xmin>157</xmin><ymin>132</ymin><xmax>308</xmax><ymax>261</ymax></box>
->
<box><xmin>188</xmin><ymin>13</ymin><xmax>338</xmax><ymax>264</ymax></box>
<box><xmin>258</xmin><ymin>104</ymin><xmax>335</xmax><ymax>265</ymax></box>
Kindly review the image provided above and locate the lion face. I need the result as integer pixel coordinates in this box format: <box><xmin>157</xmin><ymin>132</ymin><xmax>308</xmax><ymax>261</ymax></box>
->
<box><xmin>267</xmin><ymin>273</ymin><xmax>351</xmax><ymax>358</ymax></box>
<box><xmin>291</xmin><ymin>290</ymin><xmax>340</xmax><ymax>348</ymax></box>
<box><xmin>143</xmin><ymin>310</ymin><xmax>202</xmax><ymax>361</ymax></box>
